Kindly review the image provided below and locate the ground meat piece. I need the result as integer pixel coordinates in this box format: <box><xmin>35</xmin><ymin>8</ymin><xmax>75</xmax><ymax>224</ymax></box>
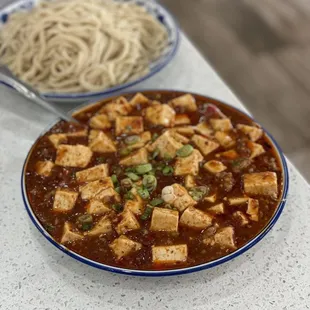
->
<box><xmin>236</xmin><ymin>138</ymin><xmax>251</xmax><ymax>157</ymax></box>
<box><xmin>216</xmin><ymin>172</ymin><xmax>235</xmax><ymax>192</ymax></box>
<box><xmin>262</xmin><ymin>156</ymin><xmax>279</xmax><ymax>171</ymax></box>
<box><xmin>231</xmin><ymin>157</ymin><xmax>252</xmax><ymax>173</ymax></box>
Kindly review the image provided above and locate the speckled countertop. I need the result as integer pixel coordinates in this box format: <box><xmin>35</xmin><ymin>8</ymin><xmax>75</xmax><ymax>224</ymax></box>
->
<box><xmin>1</xmin><ymin>34</ymin><xmax>310</xmax><ymax>310</ymax></box>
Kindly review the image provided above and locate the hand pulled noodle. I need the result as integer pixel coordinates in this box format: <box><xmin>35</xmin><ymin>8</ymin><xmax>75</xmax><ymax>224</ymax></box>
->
<box><xmin>0</xmin><ymin>0</ymin><xmax>168</xmax><ymax>93</ymax></box>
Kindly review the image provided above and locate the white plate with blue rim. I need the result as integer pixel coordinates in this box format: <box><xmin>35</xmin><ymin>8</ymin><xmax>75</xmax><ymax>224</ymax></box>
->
<box><xmin>0</xmin><ymin>0</ymin><xmax>179</xmax><ymax>103</ymax></box>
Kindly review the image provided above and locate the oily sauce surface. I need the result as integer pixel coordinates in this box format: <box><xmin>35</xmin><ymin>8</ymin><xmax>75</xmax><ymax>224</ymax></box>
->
<box><xmin>25</xmin><ymin>91</ymin><xmax>284</xmax><ymax>270</ymax></box>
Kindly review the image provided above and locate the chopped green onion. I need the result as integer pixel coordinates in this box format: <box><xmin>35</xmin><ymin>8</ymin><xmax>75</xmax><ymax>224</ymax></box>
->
<box><xmin>125</xmin><ymin>135</ymin><xmax>140</xmax><ymax>145</ymax></box>
<box><xmin>119</xmin><ymin>147</ymin><xmax>132</xmax><ymax>157</ymax></box>
<box><xmin>112</xmin><ymin>204</ymin><xmax>123</xmax><ymax>213</ymax></box>
<box><xmin>150</xmin><ymin>198</ymin><xmax>164</xmax><ymax>206</ymax></box>
<box><xmin>162</xmin><ymin>165</ymin><xmax>174</xmax><ymax>176</ymax></box>
<box><xmin>125</xmin><ymin>166</ymin><xmax>136</xmax><ymax>173</ymax></box>
<box><xmin>176</xmin><ymin>144</ymin><xmax>194</xmax><ymax>157</ymax></box>
<box><xmin>125</xmin><ymin>125</ymin><xmax>133</xmax><ymax>132</ymax></box>
<box><xmin>115</xmin><ymin>186</ymin><xmax>121</xmax><ymax>194</ymax></box>
<box><xmin>137</xmin><ymin>187</ymin><xmax>150</xmax><ymax>200</ymax></box>
<box><xmin>142</xmin><ymin>175</ymin><xmax>157</xmax><ymax>192</ymax></box>
<box><xmin>112</xmin><ymin>165</ymin><xmax>122</xmax><ymax>175</ymax></box>
<box><xmin>163</xmin><ymin>153</ymin><xmax>173</xmax><ymax>161</ymax></box>
<box><xmin>135</xmin><ymin>163</ymin><xmax>153</xmax><ymax>175</ymax></box>
<box><xmin>124</xmin><ymin>191</ymin><xmax>135</xmax><ymax>200</ymax></box>
<box><xmin>111</xmin><ymin>174</ymin><xmax>118</xmax><ymax>185</ymax></box>
<box><xmin>81</xmin><ymin>223</ymin><xmax>92</xmax><ymax>231</ymax></box>
<box><xmin>189</xmin><ymin>186</ymin><xmax>209</xmax><ymax>201</ymax></box>
<box><xmin>77</xmin><ymin>214</ymin><xmax>93</xmax><ymax>231</ymax></box>
<box><xmin>151</xmin><ymin>133</ymin><xmax>159</xmax><ymax>142</ymax></box>
<box><xmin>96</xmin><ymin>156</ymin><xmax>105</xmax><ymax>164</ymax></box>
<box><xmin>126</xmin><ymin>172</ymin><xmax>140</xmax><ymax>181</ymax></box>
<box><xmin>45</xmin><ymin>223</ymin><xmax>55</xmax><ymax>232</ymax></box>
<box><xmin>152</xmin><ymin>148</ymin><xmax>160</xmax><ymax>159</ymax></box>
<box><xmin>121</xmin><ymin>178</ymin><xmax>134</xmax><ymax>189</ymax></box>
<box><xmin>140</xmin><ymin>205</ymin><xmax>153</xmax><ymax>220</ymax></box>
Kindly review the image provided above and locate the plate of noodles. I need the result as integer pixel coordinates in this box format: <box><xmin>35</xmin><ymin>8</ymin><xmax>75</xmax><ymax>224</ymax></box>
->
<box><xmin>0</xmin><ymin>0</ymin><xmax>179</xmax><ymax>102</ymax></box>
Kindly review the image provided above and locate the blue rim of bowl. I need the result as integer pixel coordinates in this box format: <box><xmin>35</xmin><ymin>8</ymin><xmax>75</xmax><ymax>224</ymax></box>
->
<box><xmin>0</xmin><ymin>0</ymin><xmax>180</xmax><ymax>100</ymax></box>
<box><xmin>21</xmin><ymin>89</ymin><xmax>289</xmax><ymax>277</ymax></box>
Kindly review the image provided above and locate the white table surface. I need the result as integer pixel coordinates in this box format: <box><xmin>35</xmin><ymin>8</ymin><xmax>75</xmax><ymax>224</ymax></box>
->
<box><xmin>1</xmin><ymin>33</ymin><xmax>310</xmax><ymax>310</ymax></box>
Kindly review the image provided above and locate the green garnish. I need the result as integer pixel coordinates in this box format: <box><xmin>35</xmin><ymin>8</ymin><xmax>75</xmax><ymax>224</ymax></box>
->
<box><xmin>125</xmin><ymin>125</ymin><xmax>133</xmax><ymax>132</ymax></box>
<box><xmin>135</xmin><ymin>163</ymin><xmax>153</xmax><ymax>175</ymax></box>
<box><xmin>152</xmin><ymin>148</ymin><xmax>160</xmax><ymax>159</ymax></box>
<box><xmin>162</xmin><ymin>165</ymin><xmax>174</xmax><ymax>176</ymax></box>
<box><xmin>115</xmin><ymin>186</ymin><xmax>121</xmax><ymax>194</ymax></box>
<box><xmin>120</xmin><ymin>147</ymin><xmax>132</xmax><ymax>157</ymax></box>
<box><xmin>96</xmin><ymin>156</ymin><xmax>105</xmax><ymax>164</ymax></box>
<box><xmin>137</xmin><ymin>187</ymin><xmax>150</xmax><ymax>199</ymax></box>
<box><xmin>124</xmin><ymin>135</ymin><xmax>140</xmax><ymax>145</ymax></box>
<box><xmin>140</xmin><ymin>204</ymin><xmax>153</xmax><ymax>220</ymax></box>
<box><xmin>126</xmin><ymin>172</ymin><xmax>140</xmax><ymax>181</ymax></box>
<box><xmin>112</xmin><ymin>204</ymin><xmax>123</xmax><ymax>213</ymax></box>
<box><xmin>111</xmin><ymin>174</ymin><xmax>118</xmax><ymax>185</ymax></box>
<box><xmin>189</xmin><ymin>186</ymin><xmax>209</xmax><ymax>201</ymax></box>
<box><xmin>124</xmin><ymin>191</ymin><xmax>135</xmax><ymax>200</ymax></box>
<box><xmin>142</xmin><ymin>175</ymin><xmax>157</xmax><ymax>192</ymax></box>
<box><xmin>121</xmin><ymin>178</ymin><xmax>134</xmax><ymax>189</ymax></box>
<box><xmin>176</xmin><ymin>144</ymin><xmax>194</xmax><ymax>157</ymax></box>
<box><xmin>151</xmin><ymin>133</ymin><xmax>159</xmax><ymax>142</ymax></box>
<box><xmin>77</xmin><ymin>214</ymin><xmax>93</xmax><ymax>231</ymax></box>
<box><xmin>45</xmin><ymin>223</ymin><xmax>55</xmax><ymax>232</ymax></box>
<box><xmin>150</xmin><ymin>198</ymin><xmax>164</xmax><ymax>206</ymax></box>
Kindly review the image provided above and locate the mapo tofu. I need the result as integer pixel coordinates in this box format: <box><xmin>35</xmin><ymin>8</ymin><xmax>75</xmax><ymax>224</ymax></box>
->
<box><xmin>25</xmin><ymin>91</ymin><xmax>284</xmax><ymax>271</ymax></box>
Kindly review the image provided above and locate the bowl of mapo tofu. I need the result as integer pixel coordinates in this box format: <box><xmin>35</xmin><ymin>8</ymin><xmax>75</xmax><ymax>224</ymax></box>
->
<box><xmin>22</xmin><ymin>90</ymin><xmax>288</xmax><ymax>276</ymax></box>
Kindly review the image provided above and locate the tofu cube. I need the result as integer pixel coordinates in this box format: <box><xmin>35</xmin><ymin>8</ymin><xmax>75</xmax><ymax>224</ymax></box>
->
<box><xmin>76</xmin><ymin>164</ymin><xmax>109</xmax><ymax>182</ymax></box>
<box><xmin>174</xmin><ymin>149</ymin><xmax>204</xmax><ymax>176</ymax></box>
<box><xmin>89</xmin><ymin>114</ymin><xmax>112</xmax><ymax>130</ymax></box>
<box><xmin>210</xmin><ymin>118</ymin><xmax>233</xmax><ymax>131</ymax></box>
<box><xmin>194</xmin><ymin>122</ymin><xmax>213</xmax><ymax>137</ymax></box>
<box><xmin>53</xmin><ymin>189</ymin><xmax>78</xmax><ymax>212</ymax></box>
<box><xmin>147</xmin><ymin>131</ymin><xmax>183</xmax><ymax>159</ymax></box>
<box><xmin>124</xmin><ymin>188</ymin><xmax>144</xmax><ymax>215</ymax></box>
<box><xmin>60</xmin><ymin>222</ymin><xmax>83</xmax><ymax>244</ymax></box>
<box><xmin>109</xmin><ymin>235</ymin><xmax>142</xmax><ymax>259</ymax></box>
<box><xmin>208</xmin><ymin>203</ymin><xmax>225</xmax><ymax>215</ymax></box>
<box><xmin>35</xmin><ymin>160</ymin><xmax>54</xmax><ymax>177</ymax></box>
<box><xmin>203</xmin><ymin>160</ymin><xmax>227</xmax><ymax>174</ymax></box>
<box><xmin>87</xmin><ymin>216</ymin><xmax>112</xmax><ymax>236</ymax></box>
<box><xmin>129</xmin><ymin>131</ymin><xmax>152</xmax><ymax>150</ymax></box>
<box><xmin>116</xmin><ymin>210</ymin><xmax>140</xmax><ymax>235</ymax></box>
<box><xmin>48</xmin><ymin>133</ymin><xmax>67</xmax><ymax>148</ymax></box>
<box><xmin>99</xmin><ymin>96</ymin><xmax>132</xmax><ymax>121</ymax></box>
<box><xmin>175</xmin><ymin>114</ymin><xmax>191</xmax><ymax>125</ymax></box>
<box><xmin>204</xmin><ymin>193</ymin><xmax>217</xmax><ymax>203</ymax></box>
<box><xmin>237</xmin><ymin>124</ymin><xmax>263</xmax><ymax>142</ymax></box>
<box><xmin>150</xmin><ymin>207</ymin><xmax>179</xmax><ymax>232</ymax></box>
<box><xmin>168</xmin><ymin>130</ymin><xmax>190</xmax><ymax>144</ymax></box>
<box><xmin>129</xmin><ymin>92</ymin><xmax>149</xmax><ymax>107</ymax></box>
<box><xmin>172</xmin><ymin>126</ymin><xmax>195</xmax><ymax>136</ymax></box>
<box><xmin>204</xmin><ymin>226</ymin><xmax>236</xmax><ymax>249</ymax></box>
<box><xmin>95</xmin><ymin>187</ymin><xmax>121</xmax><ymax>203</ymax></box>
<box><xmin>66</xmin><ymin>129</ymin><xmax>88</xmax><ymax>137</ymax></box>
<box><xmin>247</xmin><ymin>198</ymin><xmax>259</xmax><ymax>221</ymax></box>
<box><xmin>119</xmin><ymin>147</ymin><xmax>149</xmax><ymax>166</ymax></box>
<box><xmin>191</xmin><ymin>134</ymin><xmax>219</xmax><ymax>156</ymax></box>
<box><xmin>180</xmin><ymin>207</ymin><xmax>212</xmax><ymax>229</ymax></box>
<box><xmin>228</xmin><ymin>197</ymin><xmax>249</xmax><ymax>205</ymax></box>
<box><xmin>145</xmin><ymin>104</ymin><xmax>176</xmax><ymax>127</ymax></box>
<box><xmin>161</xmin><ymin>184</ymin><xmax>197</xmax><ymax>212</ymax></box>
<box><xmin>184</xmin><ymin>175</ymin><xmax>196</xmax><ymax>188</ymax></box>
<box><xmin>243</xmin><ymin>172</ymin><xmax>278</xmax><ymax>198</ymax></box>
<box><xmin>216</xmin><ymin>149</ymin><xmax>239</xmax><ymax>159</ymax></box>
<box><xmin>55</xmin><ymin>145</ymin><xmax>93</xmax><ymax>168</ymax></box>
<box><xmin>215</xmin><ymin>131</ymin><xmax>235</xmax><ymax>148</ymax></box>
<box><xmin>169</xmin><ymin>94</ymin><xmax>197</xmax><ymax>112</ymax></box>
<box><xmin>86</xmin><ymin>200</ymin><xmax>111</xmax><ymax>215</ymax></box>
<box><xmin>152</xmin><ymin>244</ymin><xmax>188</xmax><ymax>264</ymax></box>
<box><xmin>88</xmin><ymin>130</ymin><xmax>116</xmax><ymax>153</ymax></box>
<box><xmin>247</xmin><ymin>141</ymin><xmax>265</xmax><ymax>159</ymax></box>
<box><xmin>233</xmin><ymin>211</ymin><xmax>249</xmax><ymax>226</ymax></box>
<box><xmin>79</xmin><ymin>178</ymin><xmax>114</xmax><ymax>200</ymax></box>
<box><xmin>115</xmin><ymin>116</ymin><xmax>144</xmax><ymax>136</ymax></box>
